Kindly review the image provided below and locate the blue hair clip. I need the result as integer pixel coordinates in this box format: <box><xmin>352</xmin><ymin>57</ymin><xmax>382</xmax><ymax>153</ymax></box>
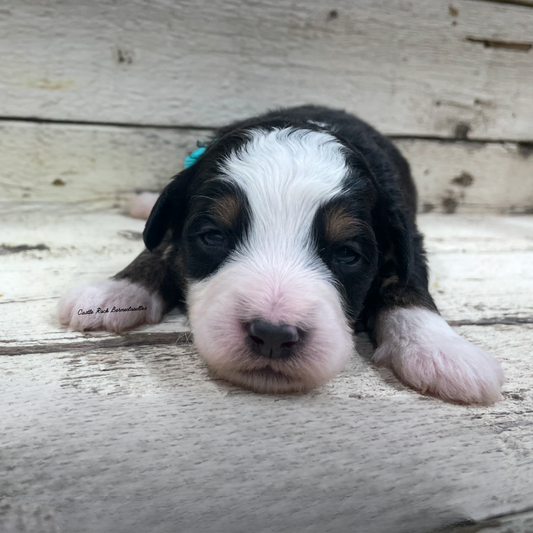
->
<box><xmin>184</xmin><ymin>139</ymin><xmax>215</xmax><ymax>169</ymax></box>
<box><xmin>184</xmin><ymin>147</ymin><xmax>206</xmax><ymax>168</ymax></box>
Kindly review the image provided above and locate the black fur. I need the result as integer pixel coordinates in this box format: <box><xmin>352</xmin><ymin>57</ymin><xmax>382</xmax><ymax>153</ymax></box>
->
<box><xmin>182</xmin><ymin>180</ymin><xmax>251</xmax><ymax>281</ymax></box>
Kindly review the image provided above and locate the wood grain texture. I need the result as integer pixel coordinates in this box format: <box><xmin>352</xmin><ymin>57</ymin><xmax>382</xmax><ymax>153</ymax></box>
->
<box><xmin>397</xmin><ymin>139</ymin><xmax>533</xmax><ymax>215</ymax></box>
<box><xmin>1</xmin><ymin>0</ymin><xmax>533</xmax><ymax>140</ymax></box>
<box><xmin>0</xmin><ymin>121</ymin><xmax>210</xmax><ymax>203</ymax></box>
<box><xmin>420</xmin><ymin>215</ymin><xmax>533</xmax><ymax>322</ymax></box>
<box><xmin>2</xmin><ymin>121</ymin><xmax>532</xmax><ymax>213</ymax></box>
<box><xmin>3</xmin><ymin>379</ymin><xmax>533</xmax><ymax>533</ymax></box>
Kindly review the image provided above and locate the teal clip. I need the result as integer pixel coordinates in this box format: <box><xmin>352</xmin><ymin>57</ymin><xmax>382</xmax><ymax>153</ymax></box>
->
<box><xmin>184</xmin><ymin>140</ymin><xmax>213</xmax><ymax>169</ymax></box>
<box><xmin>184</xmin><ymin>147</ymin><xmax>206</xmax><ymax>169</ymax></box>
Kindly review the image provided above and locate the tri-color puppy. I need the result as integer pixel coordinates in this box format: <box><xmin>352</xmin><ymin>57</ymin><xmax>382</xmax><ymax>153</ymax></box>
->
<box><xmin>58</xmin><ymin>106</ymin><xmax>504</xmax><ymax>404</ymax></box>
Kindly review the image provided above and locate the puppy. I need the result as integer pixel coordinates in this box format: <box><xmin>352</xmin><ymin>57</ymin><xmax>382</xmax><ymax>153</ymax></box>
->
<box><xmin>58</xmin><ymin>106</ymin><xmax>504</xmax><ymax>404</ymax></box>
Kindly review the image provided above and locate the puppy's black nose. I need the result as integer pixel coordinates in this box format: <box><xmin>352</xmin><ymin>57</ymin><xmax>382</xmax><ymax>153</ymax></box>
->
<box><xmin>246</xmin><ymin>320</ymin><xmax>300</xmax><ymax>360</ymax></box>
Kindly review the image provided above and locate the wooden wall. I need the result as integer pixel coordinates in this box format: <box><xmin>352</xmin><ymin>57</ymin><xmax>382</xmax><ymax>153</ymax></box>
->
<box><xmin>1</xmin><ymin>0</ymin><xmax>532</xmax><ymax>213</ymax></box>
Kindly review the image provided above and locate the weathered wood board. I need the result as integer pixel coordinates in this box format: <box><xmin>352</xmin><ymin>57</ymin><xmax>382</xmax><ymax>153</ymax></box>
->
<box><xmin>0</xmin><ymin>121</ymin><xmax>210</xmax><ymax>204</ymax></box>
<box><xmin>1</xmin><ymin>0</ymin><xmax>533</xmax><ymax>140</ymax></box>
<box><xmin>2</xmin><ymin>379</ymin><xmax>533</xmax><ymax>533</ymax></box>
<box><xmin>2</xmin><ymin>121</ymin><xmax>532</xmax><ymax>213</ymax></box>
<box><xmin>398</xmin><ymin>139</ymin><xmax>533</xmax><ymax>215</ymax></box>
<box><xmin>1</xmin><ymin>207</ymin><xmax>533</xmax><ymax>531</ymax></box>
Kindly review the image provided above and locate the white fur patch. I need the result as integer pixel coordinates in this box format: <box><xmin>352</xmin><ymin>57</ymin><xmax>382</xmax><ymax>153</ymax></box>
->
<box><xmin>221</xmin><ymin>128</ymin><xmax>348</xmax><ymax>257</ymax></box>
<box><xmin>58</xmin><ymin>279</ymin><xmax>163</xmax><ymax>333</ymax></box>
<box><xmin>128</xmin><ymin>192</ymin><xmax>159</xmax><ymax>220</ymax></box>
<box><xmin>373</xmin><ymin>307</ymin><xmax>505</xmax><ymax>405</ymax></box>
<box><xmin>186</xmin><ymin>128</ymin><xmax>354</xmax><ymax>393</ymax></box>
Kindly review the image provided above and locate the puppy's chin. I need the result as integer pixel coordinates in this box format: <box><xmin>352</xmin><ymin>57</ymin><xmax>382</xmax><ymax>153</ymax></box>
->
<box><xmin>186</xmin><ymin>262</ymin><xmax>355</xmax><ymax>394</ymax></box>
<box><xmin>215</xmin><ymin>365</ymin><xmax>318</xmax><ymax>394</ymax></box>
<box><xmin>206</xmin><ymin>351</ymin><xmax>343</xmax><ymax>394</ymax></box>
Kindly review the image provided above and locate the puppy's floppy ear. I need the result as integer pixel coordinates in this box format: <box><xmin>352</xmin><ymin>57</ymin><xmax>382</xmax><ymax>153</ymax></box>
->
<box><xmin>143</xmin><ymin>166</ymin><xmax>196</xmax><ymax>251</ymax></box>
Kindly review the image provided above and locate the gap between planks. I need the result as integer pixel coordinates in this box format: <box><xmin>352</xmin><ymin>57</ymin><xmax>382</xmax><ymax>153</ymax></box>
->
<box><xmin>1</xmin><ymin>116</ymin><xmax>533</xmax><ymax>145</ymax></box>
<box><xmin>2</xmin><ymin>317</ymin><xmax>533</xmax><ymax>357</ymax></box>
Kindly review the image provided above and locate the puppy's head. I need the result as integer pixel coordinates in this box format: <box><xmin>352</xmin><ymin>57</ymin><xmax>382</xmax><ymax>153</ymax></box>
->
<box><xmin>144</xmin><ymin>126</ymin><xmax>409</xmax><ymax>392</ymax></box>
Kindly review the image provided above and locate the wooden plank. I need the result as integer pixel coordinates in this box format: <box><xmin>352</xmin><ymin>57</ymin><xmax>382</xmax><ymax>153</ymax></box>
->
<box><xmin>1</xmin><ymin>335</ymin><xmax>533</xmax><ymax>533</ymax></box>
<box><xmin>396</xmin><ymin>139</ymin><xmax>533</xmax><ymax>215</ymax></box>
<box><xmin>419</xmin><ymin>215</ymin><xmax>533</xmax><ymax>322</ymax></box>
<box><xmin>1</xmin><ymin>0</ymin><xmax>533</xmax><ymax>140</ymax></box>
<box><xmin>2</xmin><ymin>121</ymin><xmax>533</xmax><ymax>213</ymax></box>
<box><xmin>0</xmin><ymin>121</ymin><xmax>209</xmax><ymax>204</ymax></box>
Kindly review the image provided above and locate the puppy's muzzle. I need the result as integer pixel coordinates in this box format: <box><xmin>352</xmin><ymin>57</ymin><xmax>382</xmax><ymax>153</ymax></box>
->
<box><xmin>246</xmin><ymin>319</ymin><xmax>301</xmax><ymax>360</ymax></box>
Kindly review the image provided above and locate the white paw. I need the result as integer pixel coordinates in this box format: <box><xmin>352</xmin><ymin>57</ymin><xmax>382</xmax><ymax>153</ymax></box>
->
<box><xmin>373</xmin><ymin>308</ymin><xmax>505</xmax><ymax>405</ymax></box>
<box><xmin>58</xmin><ymin>279</ymin><xmax>163</xmax><ymax>333</ymax></box>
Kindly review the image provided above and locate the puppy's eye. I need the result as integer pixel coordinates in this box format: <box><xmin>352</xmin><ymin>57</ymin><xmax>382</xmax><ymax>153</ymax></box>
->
<box><xmin>331</xmin><ymin>246</ymin><xmax>360</xmax><ymax>265</ymax></box>
<box><xmin>200</xmin><ymin>230</ymin><xmax>227</xmax><ymax>247</ymax></box>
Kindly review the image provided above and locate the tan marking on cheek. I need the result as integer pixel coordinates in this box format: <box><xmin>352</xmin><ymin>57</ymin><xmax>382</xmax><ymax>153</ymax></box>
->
<box><xmin>210</xmin><ymin>195</ymin><xmax>240</xmax><ymax>228</ymax></box>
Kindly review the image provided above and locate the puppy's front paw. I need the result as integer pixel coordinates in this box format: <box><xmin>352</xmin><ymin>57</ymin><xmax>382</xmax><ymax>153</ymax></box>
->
<box><xmin>373</xmin><ymin>308</ymin><xmax>504</xmax><ymax>405</ymax></box>
<box><xmin>58</xmin><ymin>279</ymin><xmax>163</xmax><ymax>333</ymax></box>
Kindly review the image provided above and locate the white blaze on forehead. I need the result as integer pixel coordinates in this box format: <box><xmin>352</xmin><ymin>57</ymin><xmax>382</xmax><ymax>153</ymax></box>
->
<box><xmin>220</xmin><ymin>128</ymin><xmax>348</xmax><ymax>259</ymax></box>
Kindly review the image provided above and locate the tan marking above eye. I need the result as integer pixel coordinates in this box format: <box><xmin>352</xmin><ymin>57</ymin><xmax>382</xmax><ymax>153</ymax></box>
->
<box><xmin>209</xmin><ymin>195</ymin><xmax>241</xmax><ymax>228</ymax></box>
<box><xmin>324</xmin><ymin>205</ymin><xmax>366</xmax><ymax>243</ymax></box>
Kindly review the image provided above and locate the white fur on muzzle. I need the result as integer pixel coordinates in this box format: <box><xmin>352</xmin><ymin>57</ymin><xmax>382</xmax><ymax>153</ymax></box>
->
<box><xmin>188</xmin><ymin>258</ymin><xmax>354</xmax><ymax>393</ymax></box>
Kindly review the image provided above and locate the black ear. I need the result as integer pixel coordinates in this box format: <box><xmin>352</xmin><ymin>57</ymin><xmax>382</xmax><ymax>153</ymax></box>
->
<box><xmin>143</xmin><ymin>167</ymin><xmax>196</xmax><ymax>251</ymax></box>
